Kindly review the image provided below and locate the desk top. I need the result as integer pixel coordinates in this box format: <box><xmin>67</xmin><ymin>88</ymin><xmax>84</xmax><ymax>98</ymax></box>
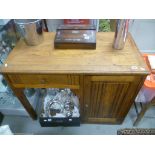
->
<box><xmin>0</xmin><ymin>32</ymin><xmax>149</xmax><ymax>75</ymax></box>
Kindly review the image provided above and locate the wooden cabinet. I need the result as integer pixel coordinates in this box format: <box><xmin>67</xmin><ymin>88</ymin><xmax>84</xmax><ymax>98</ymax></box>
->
<box><xmin>83</xmin><ymin>75</ymin><xmax>145</xmax><ymax>124</ymax></box>
<box><xmin>0</xmin><ymin>32</ymin><xmax>149</xmax><ymax>123</ymax></box>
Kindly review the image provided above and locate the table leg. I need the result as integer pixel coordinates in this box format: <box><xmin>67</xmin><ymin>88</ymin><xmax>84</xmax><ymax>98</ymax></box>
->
<box><xmin>3</xmin><ymin>74</ymin><xmax>37</xmax><ymax>120</ymax></box>
<box><xmin>133</xmin><ymin>104</ymin><xmax>150</xmax><ymax>126</ymax></box>
<box><xmin>12</xmin><ymin>88</ymin><xmax>37</xmax><ymax>120</ymax></box>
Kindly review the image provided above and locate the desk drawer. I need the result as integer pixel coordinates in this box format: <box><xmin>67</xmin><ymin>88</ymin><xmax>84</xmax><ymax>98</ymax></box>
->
<box><xmin>7</xmin><ymin>74</ymin><xmax>80</xmax><ymax>89</ymax></box>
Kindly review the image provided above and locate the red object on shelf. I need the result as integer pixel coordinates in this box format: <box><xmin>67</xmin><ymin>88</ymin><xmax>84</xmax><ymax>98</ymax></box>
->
<box><xmin>64</xmin><ymin>19</ymin><xmax>90</xmax><ymax>25</ymax></box>
<box><xmin>142</xmin><ymin>53</ymin><xmax>155</xmax><ymax>88</ymax></box>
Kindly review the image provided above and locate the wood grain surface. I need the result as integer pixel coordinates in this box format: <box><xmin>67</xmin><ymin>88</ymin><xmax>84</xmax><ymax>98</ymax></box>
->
<box><xmin>0</xmin><ymin>32</ymin><xmax>149</xmax><ymax>75</ymax></box>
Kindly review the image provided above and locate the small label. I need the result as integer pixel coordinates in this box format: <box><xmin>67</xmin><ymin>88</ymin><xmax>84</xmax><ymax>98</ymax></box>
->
<box><xmin>48</xmin><ymin>118</ymin><xmax>52</xmax><ymax>122</ymax></box>
<box><xmin>4</xmin><ymin>63</ymin><xmax>8</xmax><ymax>67</ymax></box>
<box><xmin>131</xmin><ymin>66</ymin><xmax>138</xmax><ymax>70</ymax></box>
<box><xmin>69</xmin><ymin>119</ymin><xmax>72</xmax><ymax>122</ymax></box>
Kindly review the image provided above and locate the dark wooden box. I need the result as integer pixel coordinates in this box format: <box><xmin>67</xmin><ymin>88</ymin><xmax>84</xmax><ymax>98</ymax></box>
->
<box><xmin>54</xmin><ymin>25</ymin><xmax>96</xmax><ymax>49</ymax></box>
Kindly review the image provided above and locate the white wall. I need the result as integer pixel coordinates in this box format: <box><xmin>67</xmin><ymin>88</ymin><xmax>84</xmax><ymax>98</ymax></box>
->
<box><xmin>46</xmin><ymin>19</ymin><xmax>64</xmax><ymax>32</ymax></box>
<box><xmin>129</xmin><ymin>19</ymin><xmax>155</xmax><ymax>53</ymax></box>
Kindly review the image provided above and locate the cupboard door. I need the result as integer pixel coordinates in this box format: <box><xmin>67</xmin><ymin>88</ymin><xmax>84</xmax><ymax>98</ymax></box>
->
<box><xmin>84</xmin><ymin>76</ymin><xmax>141</xmax><ymax>124</ymax></box>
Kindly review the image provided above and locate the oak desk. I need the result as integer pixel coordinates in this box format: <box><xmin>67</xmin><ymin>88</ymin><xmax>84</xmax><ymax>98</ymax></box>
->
<box><xmin>0</xmin><ymin>32</ymin><xmax>149</xmax><ymax>124</ymax></box>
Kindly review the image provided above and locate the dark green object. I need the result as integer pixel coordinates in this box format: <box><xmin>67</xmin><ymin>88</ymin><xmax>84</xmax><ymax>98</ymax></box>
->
<box><xmin>99</xmin><ymin>19</ymin><xmax>111</xmax><ymax>32</ymax></box>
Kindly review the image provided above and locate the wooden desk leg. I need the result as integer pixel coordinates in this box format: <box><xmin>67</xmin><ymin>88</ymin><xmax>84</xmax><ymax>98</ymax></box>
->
<box><xmin>3</xmin><ymin>74</ymin><xmax>37</xmax><ymax>120</ymax></box>
<box><xmin>133</xmin><ymin>104</ymin><xmax>150</xmax><ymax>126</ymax></box>
<box><xmin>12</xmin><ymin>88</ymin><xmax>37</xmax><ymax>120</ymax></box>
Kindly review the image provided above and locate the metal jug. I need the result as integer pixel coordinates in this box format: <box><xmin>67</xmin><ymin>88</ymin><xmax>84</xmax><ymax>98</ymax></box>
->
<box><xmin>113</xmin><ymin>19</ymin><xmax>130</xmax><ymax>50</ymax></box>
<box><xmin>14</xmin><ymin>19</ymin><xmax>43</xmax><ymax>46</ymax></box>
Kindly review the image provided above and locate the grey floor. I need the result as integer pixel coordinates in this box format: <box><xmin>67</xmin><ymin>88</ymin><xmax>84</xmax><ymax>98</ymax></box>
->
<box><xmin>1</xmin><ymin>104</ymin><xmax>155</xmax><ymax>135</ymax></box>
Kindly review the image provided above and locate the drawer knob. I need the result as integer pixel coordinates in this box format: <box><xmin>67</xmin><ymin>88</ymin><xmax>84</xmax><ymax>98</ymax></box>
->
<box><xmin>85</xmin><ymin>104</ymin><xmax>88</xmax><ymax>108</ymax></box>
<box><xmin>41</xmin><ymin>79</ymin><xmax>46</xmax><ymax>84</ymax></box>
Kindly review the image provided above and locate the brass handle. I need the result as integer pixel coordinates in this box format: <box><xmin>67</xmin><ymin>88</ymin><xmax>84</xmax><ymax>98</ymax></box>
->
<box><xmin>40</xmin><ymin>79</ymin><xmax>46</xmax><ymax>84</ymax></box>
<box><xmin>85</xmin><ymin>104</ymin><xmax>88</xmax><ymax>108</ymax></box>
